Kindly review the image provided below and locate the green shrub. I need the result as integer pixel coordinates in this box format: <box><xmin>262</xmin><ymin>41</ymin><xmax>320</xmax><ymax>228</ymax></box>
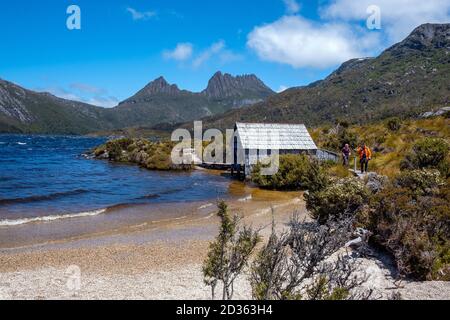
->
<box><xmin>203</xmin><ymin>201</ymin><xmax>260</xmax><ymax>300</ymax></box>
<box><xmin>305</xmin><ymin>177</ymin><xmax>369</xmax><ymax>224</ymax></box>
<box><xmin>337</xmin><ymin>120</ymin><xmax>350</xmax><ymax>129</ymax></box>
<box><xmin>251</xmin><ymin>154</ymin><xmax>311</xmax><ymax>191</ymax></box>
<box><xmin>401</xmin><ymin>138</ymin><xmax>449</xmax><ymax>176</ymax></box>
<box><xmin>395</xmin><ymin>169</ymin><xmax>444</xmax><ymax>196</ymax></box>
<box><xmin>304</xmin><ymin>159</ymin><xmax>330</xmax><ymax>192</ymax></box>
<box><xmin>104</xmin><ymin>138</ymin><xmax>134</xmax><ymax>161</ymax></box>
<box><xmin>95</xmin><ymin>138</ymin><xmax>191</xmax><ymax>171</ymax></box>
<box><xmin>368</xmin><ymin>182</ymin><xmax>450</xmax><ymax>280</ymax></box>
<box><xmin>386</xmin><ymin>117</ymin><xmax>401</xmax><ymax>131</ymax></box>
<box><xmin>323</xmin><ymin>129</ymin><xmax>358</xmax><ymax>151</ymax></box>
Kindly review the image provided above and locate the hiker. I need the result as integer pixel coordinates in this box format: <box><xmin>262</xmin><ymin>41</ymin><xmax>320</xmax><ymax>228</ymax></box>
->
<box><xmin>341</xmin><ymin>143</ymin><xmax>351</xmax><ymax>166</ymax></box>
<box><xmin>357</xmin><ymin>143</ymin><xmax>372</xmax><ymax>173</ymax></box>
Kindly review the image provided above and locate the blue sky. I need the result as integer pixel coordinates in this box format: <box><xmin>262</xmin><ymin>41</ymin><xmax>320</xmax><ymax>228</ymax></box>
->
<box><xmin>1</xmin><ymin>0</ymin><xmax>449</xmax><ymax>107</ymax></box>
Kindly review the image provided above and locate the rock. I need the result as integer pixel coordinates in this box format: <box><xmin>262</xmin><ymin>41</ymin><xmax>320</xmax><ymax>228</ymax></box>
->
<box><xmin>420</xmin><ymin>106</ymin><xmax>450</xmax><ymax>118</ymax></box>
<box><xmin>98</xmin><ymin>151</ymin><xmax>109</xmax><ymax>160</ymax></box>
<box><xmin>435</xmin><ymin>106</ymin><xmax>450</xmax><ymax>116</ymax></box>
<box><xmin>366</xmin><ymin>173</ymin><xmax>388</xmax><ymax>194</ymax></box>
<box><xmin>131</xmin><ymin>150</ymin><xmax>149</xmax><ymax>165</ymax></box>
<box><xmin>345</xmin><ymin>237</ymin><xmax>364</xmax><ymax>248</ymax></box>
<box><xmin>346</xmin><ymin>228</ymin><xmax>373</xmax><ymax>250</ymax></box>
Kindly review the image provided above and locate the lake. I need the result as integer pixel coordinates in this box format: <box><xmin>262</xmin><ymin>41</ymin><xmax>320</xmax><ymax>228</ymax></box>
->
<box><xmin>0</xmin><ymin>134</ymin><xmax>231</xmax><ymax>226</ymax></box>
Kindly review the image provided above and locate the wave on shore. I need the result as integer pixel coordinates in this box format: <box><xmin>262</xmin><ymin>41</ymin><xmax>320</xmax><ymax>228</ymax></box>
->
<box><xmin>0</xmin><ymin>209</ymin><xmax>107</xmax><ymax>227</ymax></box>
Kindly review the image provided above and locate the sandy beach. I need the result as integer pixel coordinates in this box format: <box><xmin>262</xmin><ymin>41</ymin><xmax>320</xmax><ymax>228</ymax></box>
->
<box><xmin>0</xmin><ymin>187</ymin><xmax>449</xmax><ymax>300</ymax></box>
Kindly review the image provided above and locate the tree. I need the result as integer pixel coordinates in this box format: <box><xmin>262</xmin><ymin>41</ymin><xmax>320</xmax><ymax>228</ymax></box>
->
<box><xmin>202</xmin><ymin>201</ymin><xmax>260</xmax><ymax>300</ymax></box>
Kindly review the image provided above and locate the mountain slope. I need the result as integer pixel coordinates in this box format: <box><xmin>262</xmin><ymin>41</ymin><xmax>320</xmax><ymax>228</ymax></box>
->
<box><xmin>0</xmin><ymin>79</ymin><xmax>113</xmax><ymax>134</ymax></box>
<box><xmin>204</xmin><ymin>23</ymin><xmax>450</xmax><ymax>130</ymax></box>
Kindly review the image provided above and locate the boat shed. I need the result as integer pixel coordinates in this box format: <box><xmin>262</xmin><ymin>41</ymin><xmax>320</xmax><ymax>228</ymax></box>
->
<box><xmin>232</xmin><ymin>122</ymin><xmax>319</xmax><ymax>177</ymax></box>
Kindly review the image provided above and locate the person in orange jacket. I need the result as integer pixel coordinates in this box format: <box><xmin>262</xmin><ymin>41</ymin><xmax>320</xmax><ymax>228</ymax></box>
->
<box><xmin>357</xmin><ymin>143</ymin><xmax>372</xmax><ymax>173</ymax></box>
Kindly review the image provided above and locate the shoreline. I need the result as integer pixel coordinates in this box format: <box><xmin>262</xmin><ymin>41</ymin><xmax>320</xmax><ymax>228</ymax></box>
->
<box><xmin>0</xmin><ymin>194</ymin><xmax>303</xmax><ymax>254</ymax></box>
<box><xmin>0</xmin><ymin>193</ymin><xmax>303</xmax><ymax>300</ymax></box>
<box><xmin>0</xmin><ymin>174</ymin><xmax>300</xmax><ymax>251</ymax></box>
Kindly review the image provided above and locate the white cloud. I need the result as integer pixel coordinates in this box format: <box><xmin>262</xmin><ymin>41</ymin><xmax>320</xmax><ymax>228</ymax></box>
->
<box><xmin>163</xmin><ymin>43</ymin><xmax>193</xmax><ymax>61</ymax></box>
<box><xmin>163</xmin><ymin>40</ymin><xmax>242</xmax><ymax>68</ymax></box>
<box><xmin>247</xmin><ymin>16</ymin><xmax>376</xmax><ymax>69</ymax></box>
<box><xmin>283</xmin><ymin>0</ymin><xmax>301</xmax><ymax>14</ymax></box>
<box><xmin>126</xmin><ymin>7</ymin><xmax>156</xmax><ymax>21</ymax></box>
<box><xmin>193</xmin><ymin>41</ymin><xmax>226</xmax><ymax>68</ymax></box>
<box><xmin>247</xmin><ymin>0</ymin><xmax>449</xmax><ymax>70</ymax></box>
<box><xmin>321</xmin><ymin>0</ymin><xmax>450</xmax><ymax>42</ymax></box>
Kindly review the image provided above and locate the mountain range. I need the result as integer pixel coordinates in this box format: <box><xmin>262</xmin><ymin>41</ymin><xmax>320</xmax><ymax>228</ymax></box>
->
<box><xmin>0</xmin><ymin>23</ymin><xmax>449</xmax><ymax>135</ymax></box>
<box><xmin>0</xmin><ymin>72</ymin><xmax>274</xmax><ymax>134</ymax></box>
<box><xmin>112</xmin><ymin>72</ymin><xmax>274</xmax><ymax>129</ymax></box>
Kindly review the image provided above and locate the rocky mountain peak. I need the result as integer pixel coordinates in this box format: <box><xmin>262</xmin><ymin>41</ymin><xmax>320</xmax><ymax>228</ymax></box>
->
<box><xmin>387</xmin><ymin>23</ymin><xmax>450</xmax><ymax>54</ymax></box>
<box><xmin>203</xmin><ymin>71</ymin><xmax>274</xmax><ymax>99</ymax></box>
<box><xmin>139</xmin><ymin>76</ymin><xmax>181</xmax><ymax>96</ymax></box>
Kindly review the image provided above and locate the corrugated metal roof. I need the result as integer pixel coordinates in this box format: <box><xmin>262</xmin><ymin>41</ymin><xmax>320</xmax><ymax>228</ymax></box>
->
<box><xmin>235</xmin><ymin>123</ymin><xmax>317</xmax><ymax>150</ymax></box>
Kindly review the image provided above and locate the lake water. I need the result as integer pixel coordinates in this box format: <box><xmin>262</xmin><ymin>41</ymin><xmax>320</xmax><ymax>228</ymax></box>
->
<box><xmin>0</xmin><ymin>135</ymin><xmax>230</xmax><ymax>226</ymax></box>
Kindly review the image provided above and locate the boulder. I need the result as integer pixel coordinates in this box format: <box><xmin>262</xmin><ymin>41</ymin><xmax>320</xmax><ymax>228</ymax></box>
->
<box><xmin>366</xmin><ymin>172</ymin><xmax>388</xmax><ymax>194</ymax></box>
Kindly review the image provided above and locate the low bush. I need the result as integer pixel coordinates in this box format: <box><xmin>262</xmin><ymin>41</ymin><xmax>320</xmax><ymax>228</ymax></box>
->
<box><xmin>386</xmin><ymin>117</ymin><xmax>402</xmax><ymax>132</ymax></box>
<box><xmin>323</xmin><ymin>129</ymin><xmax>358</xmax><ymax>151</ymax></box>
<box><xmin>395</xmin><ymin>169</ymin><xmax>444</xmax><ymax>196</ymax></box>
<box><xmin>251</xmin><ymin>155</ymin><xmax>331</xmax><ymax>192</ymax></box>
<box><xmin>305</xmin><ymin>177</ymin><xmax>369</xmax><ymax>224</ymax></box>
<box><xmin>367</xmin><ymin>171</ymin><xmax>450</xmax><ymax>280</ymax></box>
<box><xmin>94</xmin><ymin>138</ymin><xmax>192</xmax><ymax>171</ymax></box>
<box><xmin>105</xmin><ymin>138</ymin><xmax>133</xmax><ymax>161</ymax></box>
<box><xmin>250</xmin><ymin>214</ymin><xmax>371</xmax><ymax>300</ymax></box>
<box><xmin>251</xmin><ymin>154</ymin><xmax>312</xmax><ymax>191</ymax></box>
<box><xmin>401</xmin><ymin>137</ymin><xmax>449</xmax><ymax>177</ymax></box>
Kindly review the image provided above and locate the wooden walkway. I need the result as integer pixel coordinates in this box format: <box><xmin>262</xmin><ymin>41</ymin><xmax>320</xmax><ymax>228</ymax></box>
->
<box><xmin>199</xmin><ymin>162</ymin><xmax>232</xmax><ymax>170</ymax></box>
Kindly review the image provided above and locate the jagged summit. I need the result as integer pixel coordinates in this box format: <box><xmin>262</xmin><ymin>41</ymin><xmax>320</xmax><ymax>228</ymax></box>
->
<box><xmin>138</xmin><ymin>76</ymin><xmax>181</xmax><ymax>96</ymax></box>
<box><xmin>202</xmin><ymin>71</ymin><xmax>274</xmax><ymax>99</ymax></box>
